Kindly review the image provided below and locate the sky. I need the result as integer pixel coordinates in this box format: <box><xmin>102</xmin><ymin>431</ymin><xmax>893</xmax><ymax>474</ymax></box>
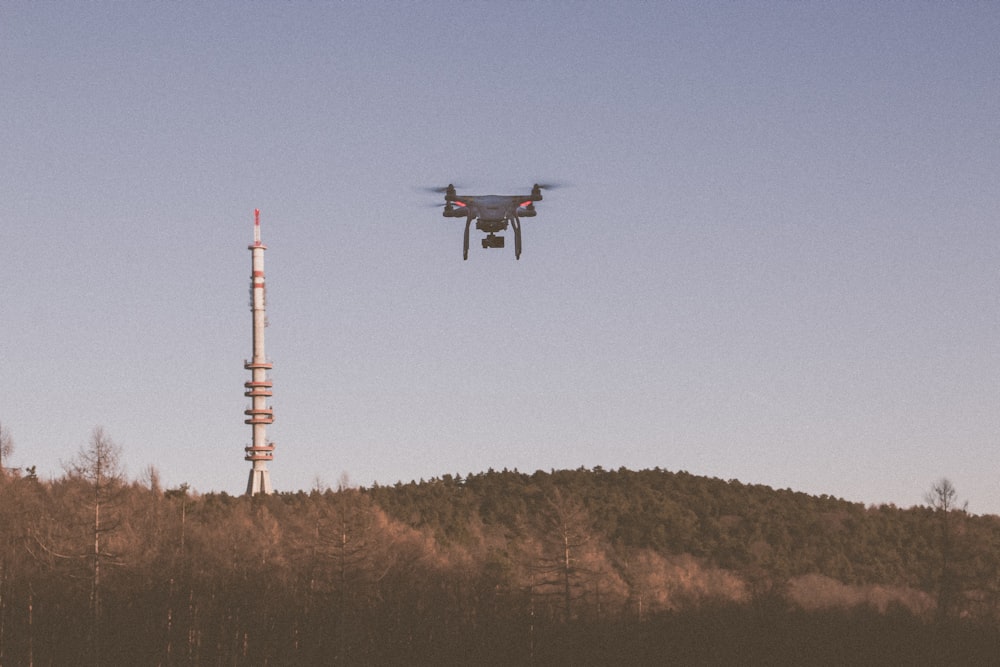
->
<box><xmin>2</xmin><ymin>2</ymin><xmax>999</xmax><ymax>512</ymax></box>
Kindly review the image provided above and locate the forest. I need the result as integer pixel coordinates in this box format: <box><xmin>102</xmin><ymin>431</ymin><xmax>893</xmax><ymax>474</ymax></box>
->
<box><xmin>2</xmin><ymin>427</ymin><xmax>1000</xmax><ymax>665</ymax></box>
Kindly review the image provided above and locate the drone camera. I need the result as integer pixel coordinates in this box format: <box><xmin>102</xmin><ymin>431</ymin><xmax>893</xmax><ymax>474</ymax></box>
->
<box><xmin>482</xmin><ymin>234</ymin><xmax>504</xmax><ymax>249</ymax></box>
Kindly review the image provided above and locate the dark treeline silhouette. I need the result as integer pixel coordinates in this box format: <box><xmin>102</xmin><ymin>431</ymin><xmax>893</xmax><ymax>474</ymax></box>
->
<box><xmin>2</xmin><ymin>461</ymin><xmax>1000</xmax><ymax>665</ymax></box>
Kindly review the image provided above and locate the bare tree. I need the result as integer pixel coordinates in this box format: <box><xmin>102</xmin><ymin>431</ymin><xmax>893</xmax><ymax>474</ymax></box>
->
<box><xmin>0</xmin><ymin>422</ymin><xmax>13</xmax><ymax>475</ymax></box>
<box><xmin>925</xmin><ymin>478</ymin><xmax>968</xmax><ymax>620</ymax></box>
<box><xmin>528</xmin><ymin>489</ymin><xmax>598</xmax><ymax>621</ymax></box>
<box><xmin>66</xmin><ymin>426</ymin><xmax>125</xmax><ymax>664</ymax></box>
<box><xmin>143</xmin><ymin>464</ymin><xmax>162</xmax><ymax>495</ymax></box>
<box><xmin>925</xmin><ymin>478</ymin><xmax>963</xmax><ymax>514</ymax></box>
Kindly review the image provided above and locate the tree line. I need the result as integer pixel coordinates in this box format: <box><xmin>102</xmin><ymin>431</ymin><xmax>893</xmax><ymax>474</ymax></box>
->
<box><xmin>1</xmin><ymin>426</ymin><xmax>999</xmax><ymax>664</ymax></box>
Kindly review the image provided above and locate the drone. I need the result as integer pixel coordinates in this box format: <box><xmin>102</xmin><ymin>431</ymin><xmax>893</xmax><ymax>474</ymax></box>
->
<box><xmin>427</xmin><ymin>183</ymin><xmax>556</xmax><ymax>260</ymax></box>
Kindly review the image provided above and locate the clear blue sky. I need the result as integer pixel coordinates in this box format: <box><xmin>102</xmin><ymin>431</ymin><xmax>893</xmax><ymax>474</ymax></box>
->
<box><xmin>2</xmin><ymin>2</ymin><xmax>998</xmax><ymax>512</ymax></box>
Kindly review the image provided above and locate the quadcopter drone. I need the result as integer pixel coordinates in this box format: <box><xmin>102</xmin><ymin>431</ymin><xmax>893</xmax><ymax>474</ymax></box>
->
<box><xmin>428</xmin><ymin>183</ymin><xmax>555</xmax><ymax>260</ymax></box>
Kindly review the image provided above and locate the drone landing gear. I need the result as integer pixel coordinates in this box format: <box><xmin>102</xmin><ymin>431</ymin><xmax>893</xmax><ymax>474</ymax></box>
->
<box><xmin>512</xmin><ymin>215</ymin><xmax>522</xmax><ymax>260</ymax></box>
<box><xmin>463</xmin><ymin>216</ymin><xmax>471</xmax><ymax>260</ymax></box>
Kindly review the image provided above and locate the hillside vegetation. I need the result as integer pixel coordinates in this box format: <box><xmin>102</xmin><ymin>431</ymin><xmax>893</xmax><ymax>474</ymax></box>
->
<box><xmin>2</xmin><ymin>445</ymin><xmax>999</xmax><ymax>664</ymax></box>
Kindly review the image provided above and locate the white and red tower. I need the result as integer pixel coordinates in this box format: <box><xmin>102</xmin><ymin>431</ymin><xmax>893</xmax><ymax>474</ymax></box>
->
<box><xmin>244</xmin><ymin>209</ymin><xmax>274</xmax><ymax>495</ymax></box>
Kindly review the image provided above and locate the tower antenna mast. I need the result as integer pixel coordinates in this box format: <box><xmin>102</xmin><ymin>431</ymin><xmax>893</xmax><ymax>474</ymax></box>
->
<box><xmin>244</xmin><ymin>208</ymin><xmax>274</xmax><ymax>494</ymax></box>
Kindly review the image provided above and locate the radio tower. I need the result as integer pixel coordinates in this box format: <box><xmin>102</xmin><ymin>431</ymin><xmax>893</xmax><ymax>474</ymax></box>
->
<box><xmin>244</xmin><ymin>209</ymin><xmax>274</xmax><ymax>495</ymax></box>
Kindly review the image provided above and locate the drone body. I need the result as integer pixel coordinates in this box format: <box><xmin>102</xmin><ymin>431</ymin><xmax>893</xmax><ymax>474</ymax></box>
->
<box><xmin>434</xmin><ymin>184</ymin><xmax>549</xmax><ymax>260</ymax></box>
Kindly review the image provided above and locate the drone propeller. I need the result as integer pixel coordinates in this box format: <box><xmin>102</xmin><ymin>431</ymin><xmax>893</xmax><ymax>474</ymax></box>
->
<box><xmin>419</xmin><ymin>184</ymin><xmax>461</xmax><ymax>194</ymax></box>
<box><xmin>533</xmin><ymin>182</ymin><xmax>566</xmax><ymax>190</ymax></box>
<box><xmin>424</xmin><ymin>201</ymin><xmax>467</xmax><ymax>208</ymax></box>
<box><xmin>424</xmin><ymin>201</ymin><xmax>449</xmax><ymax>208</ymax></box>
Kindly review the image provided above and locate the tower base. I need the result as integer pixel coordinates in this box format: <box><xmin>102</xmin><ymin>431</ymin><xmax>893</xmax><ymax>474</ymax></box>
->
<box><xmin>247</xmin><ymin>468</ymin><xmax>272</xmax><ymax>495</ymax></box>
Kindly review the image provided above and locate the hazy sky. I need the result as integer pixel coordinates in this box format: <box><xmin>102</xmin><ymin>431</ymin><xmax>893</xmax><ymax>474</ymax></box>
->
<box><xmin>2</xmin><ymin>2</ymin><xmax>998</xmax><ymax>512</ymax></box>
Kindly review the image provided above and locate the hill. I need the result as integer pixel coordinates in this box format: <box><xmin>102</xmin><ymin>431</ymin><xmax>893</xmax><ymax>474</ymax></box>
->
<box><xmin>367</xmin><ymin>467</ymin><xmax>1000</xmax><ymax>613</ymax></box>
